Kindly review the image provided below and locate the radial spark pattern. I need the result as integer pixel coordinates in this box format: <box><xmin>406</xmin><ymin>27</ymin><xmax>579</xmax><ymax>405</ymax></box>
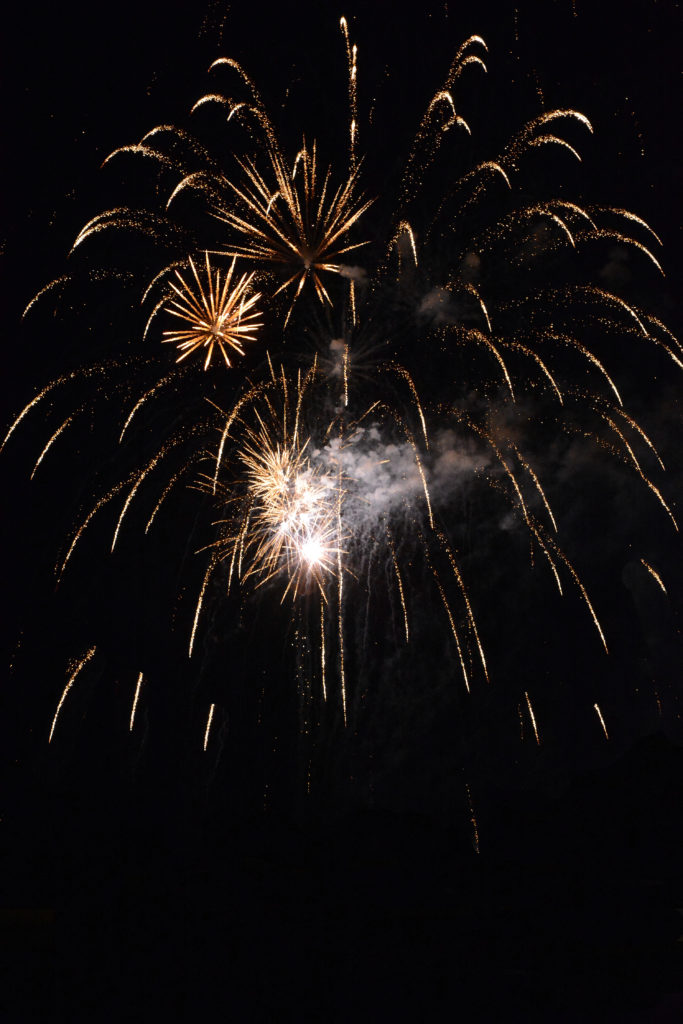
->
<box><xmin>163</xmin><ymin>253</ymin><xmax>262</xmax><ymax>369</ymax></box>
<box><xmin>216</xmin><ymin>141</ymin><xmax>373</xmax><ymax>323</ymax></box>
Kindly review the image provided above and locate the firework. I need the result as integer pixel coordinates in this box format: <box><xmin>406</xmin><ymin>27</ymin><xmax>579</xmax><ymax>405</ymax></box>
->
<box><xmin>184</xmin><ymin>355</ymin><xmax>502</xmax><ymax>731</ymax></box>
<box><xmin>4</xmin><ymin>14</ymin><xmax>679</xmax><ymax>801</ymax></box>
<box><xmin>215</xmin><ymin>141</ymin><xmax>373</xmax><ymax>325</ymax></box>
<box><xmin>162</xmin><ymin>252</ymin><xmax>262</xmax><ymax>369</ymax></box>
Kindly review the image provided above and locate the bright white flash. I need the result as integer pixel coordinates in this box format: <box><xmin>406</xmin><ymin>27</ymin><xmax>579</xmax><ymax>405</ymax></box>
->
<box><xmin>301</xmin><ymin>536</ymin><xmax>325</xmax><ymax>566</ymax></box>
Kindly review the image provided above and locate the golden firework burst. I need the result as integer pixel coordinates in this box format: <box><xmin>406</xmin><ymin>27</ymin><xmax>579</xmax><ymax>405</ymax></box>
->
<box><xmin>163</xmin><ymin>252</ymin><xmax>262</xmax><ymax>369</ymax></box>
<box><xmin>239</xmin><ymin>426</ymin><xmax>339</xmax><ymax>597</ymax></box>
<box><xmin>217</xmin><ymin>140</ymin><xmax>373</xmax><ymax>324</ymax></box>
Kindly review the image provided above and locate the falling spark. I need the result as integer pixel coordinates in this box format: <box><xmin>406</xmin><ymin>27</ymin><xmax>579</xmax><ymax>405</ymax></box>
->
<box><xmin>515</xmin><ymin>448</ymin><xmax>558</xmax><ymax>532</ymax></box>
<box><xmin>31</xmin><ymin>416</ymin><xmax>74</xmax><ymax>479</ymax></box>
<box><xmin>594</xmin><ymin>702</ymin><xmax>609</xmax><ymax>740</ymax></box>
<box><xmin>119</xmin><ymin>372</ymin><xmax>182</xmax><ymax>443</ymax></box>
<box><xmin>430</xmin><ymin>564</ymin><xmax>469</xmax><ymax>693</ymax></box>
<box><xmin>190</xmin><ymin>556</ymin><xmax>217</xmax><ymax>657</ymax></box>
<box><xmin>640</xmin><ymin>559</ymin><xmax>666</xmax><ymax>594</ymax></box>
<box><xmin>388</xmin><ymin>364</ymin><xmax>429</xmax><ymax>448</ymax></box>
<box><xmin>2</xmin><ymin>375</ymin><xmax>75</xmax><ymax>453</ymax></box>
<box><xmin>392</xmin><ymin>221</ymin><xmax>418</xmax><ymax>267</ymax></box>
<box><xmin>320</xmin><ymin>598</ymin><xmax>327</xmax><ymax>701</ymax></box>
<box><xmin>59</xmin><ymin>480</ymin><xmax>130</xmax><ymax>579</ymax></box>
<box><xmin>129</xmin><ymin>672</ymin><xmax>144</xmax><ymax>731</ymax></box>
<box><xmin>410</xmin><ymin>440</ymin><xmax>434</xmax><ymax>529</ymax></box>
<box><xmin>204</xmin><ymin>703</ymin><xmax>216</xmax><ymax>750</ymax></box>
<box><xmin>145</xmin><ymin>461</ymin><xmax>197</xmax><ymax>533</ymax></box>
<box><xmin>337</xmin><ymin>461</ymin><xmax>347</xmax><ymax>725</ymax></box>
<box><xmin>49</xmin><ymin>646</ymin><xmax>96</xmax><ymax>743</ymax></box>
<box><xmin>191</xmin><ymin>93</ymin><xmax>229</xmax><ymax>114</ymax></box>
<box><xmin>524</xmin><ymin>690</ymin><xmax>540</xmax><ymax>745</ymax></box>
<box><xmin>342</xmin><ymin>343</ymin><xmax>350</xmax><ymax>406</ymax></box>
<box><xmin>340</xmin><ymin>16</ymin><xmax>359</xmax><ymax>168</ymax></box>
<box><xmin>111</xmin><ymin>449</ymin><xmax>169</xmax><ymax>552</ymax></box>
<box><xmin>466</xmin><ymin>782</ymin><xmax>480</xmax><ymax>853</ymax></box>
<box><xmin>387</xmin><ymin>530</ymin><xmax>409</xmax><ymax>643</ymax></box>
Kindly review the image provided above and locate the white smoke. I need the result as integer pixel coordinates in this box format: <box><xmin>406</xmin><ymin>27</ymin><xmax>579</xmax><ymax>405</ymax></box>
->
<box><xmin>418</xmin><ymin>287</ymin><xmax>452</xmax><ymax>324</ymax></box>
<box><xmin>310</xmin><ymin>424</ymin><xmax>489</xmax><ymax>533</ymax></box>
<box><xmin>337</xmin><ymin>264</ymin><xmax>368</xmax><ymax>284</ymax></box>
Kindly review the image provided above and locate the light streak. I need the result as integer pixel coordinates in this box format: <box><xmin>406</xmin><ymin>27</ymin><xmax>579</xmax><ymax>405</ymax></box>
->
<box><xmin>594</xmin><ymin>702</ymin><xmax>609</xmax><ymax>740</ymax></box>
<box><xmin>337</xmin><ymin>460</ymin><xmax>347</xmax><ymax>725</ymax></box>
<box><xmin>514</xmin><ymin>448</ymin><xmax>558</xmax><ymax>532</ymax></box>
<box><xmin>320</xmin><ymin>598</ymin><xmax>327</xmax><ymax>701</ymax></box>
<box><xmin>437</xmin><ymin>531</ymin><xmax>488</xmax><ymax>681</ymax></box>
<box><xmin>392</xmin><ymin>221</ymin><xmax>418</xmax><ymax>267</ymax></box>
<box><xmin>340</xmin><ymin>17</ymin><xmax>358</xmax><ymax>169</ymax></box>
<box><xmin>387</xmin><ymin>530</ymin><xmax>409</xmax><ymax>643</ymax></box>
<box><xmin>48</xmin><ymin>646</ymin><xmax>96</xmax><ymax>743</ymax></box>
<box><xmin>204</xmin><ymin>703</ymin><xmax>215</xmax><ymax>750</ymax></box>
<box><xmin>640</xmin><ymin>559</ymin><xmax>666</xmax><ymax>594</ymax></box>
<box><xmin>145</xmin><ymin>461</ymin><xmax>197</xmax><ymax>534</ymax></box>
<box><xmin>111</xmin><ymin>449</ymin><xmax>168</xmax><ymax>552</ymax></box>
<box><xmin>59</xmin><ymin>480</ymin><xmax>130</xmax><ymax>579</ymax></box>
<box><xmin>342</xmin><ymin>343</ymin><xmax>350</xmax><ymax>406</ymax></box>
<box><xmin>430</xmin><ymin>562</ymin><xmax>469</xmax><ymax>693</ymax></box>
<box><xmin>30</xmin><ymin>416</ymin><xmax>73</xmax><ymax>478</ymax></box>
<box><xmin>189</xmin><ymin>556</ymin><xmax>217</xmax><ymax>658</ymax></box>
<box><xmin>524</xmin><ymin>690</ymin><xmax>540</xmax><ymax>745</ymax></box>
<box><xmin>3</xmin><ymin>374</ymin><xmax>76</xmax><ymax>452</ymax></box>
<box><xmin>119</xmin><ymin>372</ymin><xmax>181</xmax><ymax>443</ymax></box>
<box><xmin>129</xmin><ymin>672</ymin><xmax>144</xmax><ymax>731</ymax></box>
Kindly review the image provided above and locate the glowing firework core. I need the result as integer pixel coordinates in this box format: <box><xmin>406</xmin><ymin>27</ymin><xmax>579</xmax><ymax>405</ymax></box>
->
<box><xmin>301</xmin><ymin>536</ymin><xmax>325</xmax><ymax>568</ymax></box>
<box><xmin>240</xmin><ymin>437</ymin><xmax>338</xmax><ymax>597</ymax></box>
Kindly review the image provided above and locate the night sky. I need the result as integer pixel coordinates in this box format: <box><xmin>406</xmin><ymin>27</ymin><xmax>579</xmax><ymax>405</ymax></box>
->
<box><xmin>1</xmin><ymin>1</ymin><xmax>682</xmax><ymax>1019</ymax></box>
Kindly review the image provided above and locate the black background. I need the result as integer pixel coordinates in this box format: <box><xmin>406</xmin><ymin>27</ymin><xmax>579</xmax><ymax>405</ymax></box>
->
<box><xmin>1</xmin><ymin>1</ymin><xmax>682</xmax><ymax>1019</ymax></box>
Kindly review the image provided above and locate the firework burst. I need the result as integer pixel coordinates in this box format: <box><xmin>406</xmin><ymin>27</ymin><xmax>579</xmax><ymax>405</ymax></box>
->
<box><xmin>215</xmin><ymin>141</ymin><xmax>373</xmax><ymax>324</ymax></box>
<box><xmin>214</xmin><ymin>386</ymin><xmax>341</xmax><ymax>601</ymax></box>
<box><xmin>4</xmin><ymin>15</ymin><xmax>680</xmax><ymax>801</ymax></box>
<box><xmin>162</xmin><ymin>252</ymin><xmax>262</xmax><ymax>369</ymax></box>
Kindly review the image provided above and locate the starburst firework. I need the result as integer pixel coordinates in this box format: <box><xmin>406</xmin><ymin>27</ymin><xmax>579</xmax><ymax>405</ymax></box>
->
<box><xmin>216</xmin><ymin>140</ymin><xmax>373</xmax><ymax>323</ymax></box>
<box><xmin>163</xmin><ymin>252</ymin><xmax>262</xmax><ymax>369</ymax></box>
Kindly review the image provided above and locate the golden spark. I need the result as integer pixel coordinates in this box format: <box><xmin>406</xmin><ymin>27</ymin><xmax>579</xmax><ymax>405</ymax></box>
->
<box><xmin>49</xmin><ymin>647</ymin><xmax>97</xmax><ymax>743</ymax></box>
<box><xmin>129</xmin><ymin>672</ymin><xmax>144</xmax><ymax>731</ymax></box>
<box><xmin>204</xmin><ymin>703</ymin><xmax>216</xmax><ymax>751</ymax></box>
<box><xmin>594</xmin><ymin>702</ymin><xmax>609</xmax><ymax>740</ymax></box>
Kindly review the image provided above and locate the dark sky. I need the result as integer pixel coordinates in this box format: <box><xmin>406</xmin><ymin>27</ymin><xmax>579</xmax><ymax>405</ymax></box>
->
<box><xmin>1</xmin><ymin>4</ymin><xmax>683</xmax><ymax>1020</ymax></box>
